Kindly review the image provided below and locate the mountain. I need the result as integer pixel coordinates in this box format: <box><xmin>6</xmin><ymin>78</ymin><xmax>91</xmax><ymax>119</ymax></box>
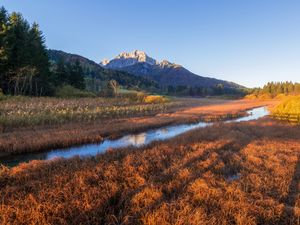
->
<box><xmin>47</xmin><ymin>50</ymin><xmax>159</xmax><ymax>92</ymax></box>
<box><xmin>48</xmin><ymin>49</ymin><xmax>102</xmax><ymax>72</ymax></box>
<box><xmin>100</xmin><ymin>50</ymin><xmax>242</xmax><ymax>89</ymax></box>
<box><xmin>100</xmin><ymin>50</ymin><xmax>158</xmax><ymax>68</ymax></box>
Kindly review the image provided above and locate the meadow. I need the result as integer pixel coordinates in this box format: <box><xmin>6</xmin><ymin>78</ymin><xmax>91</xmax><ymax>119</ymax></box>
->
<box><xmin>0</xmin><ymin>95</ymin><xmax>173</xmax><ymax>129</ymax></box>
<box><xmin>1</xmin><ymin>117</ymin><xmax>299</xmax><ymax>224</ymax></box>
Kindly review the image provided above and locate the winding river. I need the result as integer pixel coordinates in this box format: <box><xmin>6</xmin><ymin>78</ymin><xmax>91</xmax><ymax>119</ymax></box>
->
<box><xmin>0</xmin><ymin>107</ymin><xmax>269</xmax><ymax>167</ymax></box>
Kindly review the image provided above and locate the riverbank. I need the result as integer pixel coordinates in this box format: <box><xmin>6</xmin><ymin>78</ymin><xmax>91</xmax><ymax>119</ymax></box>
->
<box><xmin>0</xmin><ymin>98</ymin><xmax>278</xmax><ymax>156</ymax></box>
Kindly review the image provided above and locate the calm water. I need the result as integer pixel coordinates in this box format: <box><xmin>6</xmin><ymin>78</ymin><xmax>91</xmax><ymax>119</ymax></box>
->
<box><xmin>0</xmin><ymin>107</ymin><xmax>269</xmax><ymax>167</ymax></box>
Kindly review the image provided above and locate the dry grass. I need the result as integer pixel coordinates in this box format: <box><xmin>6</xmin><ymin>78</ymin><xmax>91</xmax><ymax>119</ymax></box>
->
<box><xmin>272</xmin><ymin>96</ymin><xmax>300</xmax><ymax>123</ymax></box>
<box><xmin>0</xmin><ymin>98</ymin><xmax>277</xmax><ymax>155</ymax></box>
<box><xmin>0</xmin><ymin>96</ymin><xmax>178</xmax><ymax>128</ymax></box>
<box><xmin>1</xmin><ymin>118</ymin><xmax>299</xmax><ymax>224</ymax></box>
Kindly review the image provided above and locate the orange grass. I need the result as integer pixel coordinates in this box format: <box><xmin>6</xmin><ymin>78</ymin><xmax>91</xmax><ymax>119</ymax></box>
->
<box><xmin>1</xmin><ymin>118</ymin><xmax>299</xmax><ymax>224</ymax></box>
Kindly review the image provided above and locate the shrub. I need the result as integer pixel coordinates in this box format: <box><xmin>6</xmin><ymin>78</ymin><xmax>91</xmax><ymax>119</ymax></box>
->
<box><xmin>143</xmin><ymin>95</ymin><xmax>168</xmax><ymax>104</ymax></box>
<box><xmin>55</xmin><ymin>85</ymin><xmax>96</xmax><ymax>98</ymax></box>
<box><xmin>257</xmin><ymin>93</ymin><xmax>272</xmax><ymax>100</ymax></box>
<box><xmin>244</xmin><ymin>94</ymin><xmax>258</xmax><ymax>100</ymax></box>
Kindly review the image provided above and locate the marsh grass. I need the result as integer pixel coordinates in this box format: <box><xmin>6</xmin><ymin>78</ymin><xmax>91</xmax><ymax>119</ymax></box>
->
<box><xmin>0</xmin><ymin>119</ymin><xmax>300</xmax><ymax>224</ymax></box>
<box><xmin>0</xmin><ymin>96</ymin><xmax>178</xmax><ymax>128</ymax></box>
<box><xmin>0</xmin><ymin>99</ymin><xmax>276</xmax><ymax>155</ymax></box>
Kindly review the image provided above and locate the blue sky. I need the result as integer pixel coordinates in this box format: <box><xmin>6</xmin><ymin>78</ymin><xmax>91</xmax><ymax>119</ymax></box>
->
<box><xmin>2</xmin><ymin>0</ymin><xmax>300</xmax><ymax>87</ymax></box>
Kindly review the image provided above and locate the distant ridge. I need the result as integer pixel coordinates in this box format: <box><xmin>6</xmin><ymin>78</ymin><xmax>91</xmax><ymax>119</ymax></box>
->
<box><xmin>100</xmin><ymin>50</ymin><xmax>243</xmax><ymax>89</ymax></box>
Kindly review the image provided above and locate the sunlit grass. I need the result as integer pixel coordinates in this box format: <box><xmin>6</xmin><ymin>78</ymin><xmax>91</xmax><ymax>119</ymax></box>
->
<box><xmin>272</xmin><ymin>96</ymin><xmax>300</xmax><ymax>123</ymax></box>
<box><xmin>1</xmin><ymin>119</ymin><xmax>299</xmax><ymax>224</ymax></box>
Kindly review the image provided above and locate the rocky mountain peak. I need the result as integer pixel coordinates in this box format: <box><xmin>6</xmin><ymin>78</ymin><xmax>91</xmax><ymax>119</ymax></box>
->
<box><xmin>117</xmin><ymin>50</ymin><xmax>146</xmax><ymax>60</ymax></box>
<box><xmin>100</xmin><ymin>59</ymin><xmax>109</xmax><ymax>66</ymax></box>
<box><xmin>101</xmin><ymin>50</ymin><xmax>158</xmax><ymax>69</ymax></box>
<box><xmin>159</xmin><ymin>59</ymin><xmax>181</xmax><ymax>68</ymax></box>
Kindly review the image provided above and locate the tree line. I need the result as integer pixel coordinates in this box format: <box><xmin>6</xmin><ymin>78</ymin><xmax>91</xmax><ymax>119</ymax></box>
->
<box><xmin>0</xmin><ymin>6</ymin><xmax>85</xmax><ymax>96</ymax></box>
<box><xmin>251</xmin><ymin>82</ymin><xmax>300</xmax><ymax>97</ymax></box>
<box><xmin>163</xmin><ymin>84</ymin><xmax>246</xmax><ymax>97</ymax></box>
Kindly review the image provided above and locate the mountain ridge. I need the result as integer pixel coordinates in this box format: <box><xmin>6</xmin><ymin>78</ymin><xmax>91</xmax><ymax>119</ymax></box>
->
<box><xmin>47</xmin><ymin>49</ymin><xmax>160</xmax><ymax>92</ymax></box>
<box><xmin>100</xmin><ymin>50</ymin><xmax>243</xmax><ymax>89</ymax></box>
<box><xmin>100</xmin><ymin>50</ymin><xmax>158</xmax><ymax>68</ymax></box>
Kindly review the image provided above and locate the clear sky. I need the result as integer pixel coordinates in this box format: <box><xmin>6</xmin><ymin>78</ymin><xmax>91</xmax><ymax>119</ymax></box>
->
<box><xmin>2</xmin><ymin>0</ymin><xmax>300</xmax><ymax>87</ymax></box>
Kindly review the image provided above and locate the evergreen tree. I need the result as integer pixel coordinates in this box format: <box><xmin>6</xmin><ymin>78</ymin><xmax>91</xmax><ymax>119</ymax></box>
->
<box><xmin>0</xmin><ymin>7</ymin><xmax>52</xmax><ymax>95</ymax></box>
<box><xmin>0</xmin><ymin>7</ymin><xmax>8</xmax><ymax>91</ymax></box>
<box><xmin>54</xmin><ymin>58</ymin><xmax>68</xmax><ymax>85</ymax></box>
<box><xmin>69</xmin><ymin>60</ymin><xmax>85</xmax><ymax>89</ymax></box>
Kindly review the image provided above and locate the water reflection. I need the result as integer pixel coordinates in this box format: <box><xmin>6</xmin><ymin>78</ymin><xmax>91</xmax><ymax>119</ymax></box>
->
<box><xmin>0</xmin><ymin>107</ymin><xmax>269</xmax><ymax>167</ymax></box>
<box><xmin>232</xmin><ymin>107</ymin><xmax>269</xmax><ymax>122</ymax></box>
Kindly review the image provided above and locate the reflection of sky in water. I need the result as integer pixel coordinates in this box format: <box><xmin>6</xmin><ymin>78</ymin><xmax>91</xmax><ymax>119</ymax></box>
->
<box><xmin>46</xmin><ymin>122</ymin><xmax>210</xmax><ymax>160</ymax></box>
<box><xmin>1</xmin><ymin>107</ymin><xmax>269</xmax><ymax>167</ymax></box>
<box><xmin>229</xmin><ymin>107</ymin><xmax>269</xmax><ymax>122</ymax></box>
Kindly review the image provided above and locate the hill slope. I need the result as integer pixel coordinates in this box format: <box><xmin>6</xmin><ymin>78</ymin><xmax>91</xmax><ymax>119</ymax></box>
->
<box><xmin>48</xmin><ymin>50</ymin><xmax>159</xmax><ymax>92</ymax></box>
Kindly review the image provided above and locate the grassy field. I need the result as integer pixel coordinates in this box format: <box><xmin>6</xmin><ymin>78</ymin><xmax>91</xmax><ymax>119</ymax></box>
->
<box><xmin>0</xmin><ymin>98</ymin><xmax>277</xmax><ymax>155</ymax></box>
<box><xmin>0</xmin><ymin>96</ymin><xmax>173</xmax><ymax>128</ymax></box>
<box><xmin>0</xmin><ymin>118</ymin><xmax>299</xmax><ymax>224</ymax></box>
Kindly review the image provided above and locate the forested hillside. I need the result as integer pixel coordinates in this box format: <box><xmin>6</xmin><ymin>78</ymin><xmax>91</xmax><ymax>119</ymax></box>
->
<box><xmin>47</xmin><ymin>50</ymin><xmax>160</xmax><ymax>94</ymax></box>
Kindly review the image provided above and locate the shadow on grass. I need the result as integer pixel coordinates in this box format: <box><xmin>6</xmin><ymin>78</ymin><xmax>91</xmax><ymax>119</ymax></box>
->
<box><xmin>279</xmin><ymin>154</ymin><xmax>300</xmax><ymax>224</ymax></box>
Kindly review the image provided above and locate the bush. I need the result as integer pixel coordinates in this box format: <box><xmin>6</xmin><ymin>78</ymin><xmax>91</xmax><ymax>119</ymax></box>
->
<box><xmin>143</xmin><ymin>95</ymin><xmax>168</xmax><ymax>104</ymax></box>
<box><xmin>55</xmin><ymin>85</ymin><xmax>96</xmax><ymax>98</ymax></box>
<box><xmin>244</xmin><ymin>94</ymin><xmax>258</xmax><ymax>100</ymax></box>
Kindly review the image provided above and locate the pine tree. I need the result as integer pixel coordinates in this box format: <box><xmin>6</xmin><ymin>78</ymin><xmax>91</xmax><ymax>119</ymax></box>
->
<box><xmin>69</xmin><ymin>60</ymin><xmax>85</xmax><ymax>89</ymax></box>
<box><xmin>0</xmin><ymin>7</ymin><xmax>8</xmax><ymax>92</ymax></box>
<box><xmin>54</xmin><ymin>58</ymin><xmax>68</xmax><ymax>85</ymax></box>
<box><xmin>0</xmin><ymin>7</ymin><xmax>52</xmax><ymax>95</ymax></box>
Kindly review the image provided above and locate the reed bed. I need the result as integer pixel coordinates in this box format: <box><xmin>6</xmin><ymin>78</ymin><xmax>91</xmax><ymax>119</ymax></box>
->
<box><xmin>0</xmin><ymin>96</ymin><xmax>180</xmax><ymax>128</ymax></box>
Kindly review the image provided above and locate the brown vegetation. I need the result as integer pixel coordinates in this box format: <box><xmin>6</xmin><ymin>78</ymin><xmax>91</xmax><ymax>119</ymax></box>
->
<box><xmin>0</xmin><ymin>118</ymin><xmax>299</xmax><ymax>224</ymax></box>
<box><xmin>0</xmin><ymin>98</ymin><xmax>277</xmax><ymax>155</ymax></box>
<box><xmin>0</xmin><ymin>96</ymin><xmax>176</xmax><ymax>128</ymax></box>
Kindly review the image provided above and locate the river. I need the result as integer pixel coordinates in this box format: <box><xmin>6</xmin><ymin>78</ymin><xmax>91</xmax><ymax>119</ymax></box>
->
<box><xmin>0</xmin><ymin>107</ymin><xmax>269</xmax><ymax>167</ymax></box>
